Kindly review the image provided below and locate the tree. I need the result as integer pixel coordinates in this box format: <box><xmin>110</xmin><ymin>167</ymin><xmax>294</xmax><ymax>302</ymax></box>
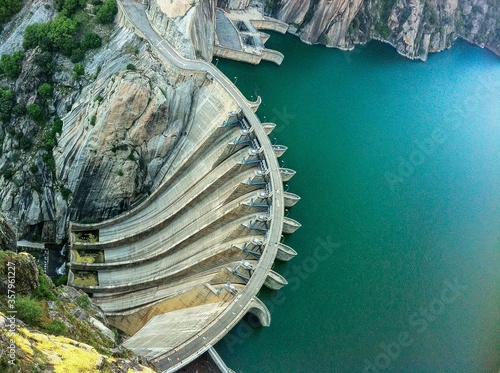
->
<box><xmin>0</xmin><ymin>0</ymin><xmax>23</xmax><ymax>25</ymax></box>
<box><xmin>73</xmin><ymin>63</ymin><xmax>84</xmax><ymax>77</ymax></box>
<box><xmin>96</xmin><ymin>0</ymin><xmax>117</xmax><ymax>24</ymax></box>
<box><xmin>0</xmin><ymin>88</ymin><xmax>14</xmax><ymax>121</ymax></box>
<box><xmin>60</xmin><ymin>0</ymin><xmax>86</xmax><ymax>15</ymax></box>
<box><xmin>81</xmin><ymin>32</ymin><xmax>102</xmax><ymax>50</ymax></box>
<box><xmin>48</xmin><ymin>15</ymin><xmax>78</xmax><ymax>54</ymax></box>
<box><xmin>23</xmin><ymin>22</ymin><xmax>52</xmax><ymax>51</ymax></box>
<box><xmin>27</xmin><ymin>104</ymin><xmax>43</xmax><ymax>122</ymax></box>
<box><xmin>37</xmin><ymin>83</ymin><xmax>53</xmax><ymax>99</ymax></box>
<box><xmin>0</xmin><ymin>51</ymin><xmax>24</xmax><ymax>79</ymax></box>
<box><xmin>34</xmin><ymin>51</ymin><xmax>55</xmax><ymax>76</ymax></box>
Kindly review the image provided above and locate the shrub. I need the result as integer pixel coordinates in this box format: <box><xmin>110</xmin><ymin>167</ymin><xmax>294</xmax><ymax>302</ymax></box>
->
<box><xmin>82</xmin><ymin>32</ymin><xmax>102</xmax><ymax>50</ymax></box>
<box><xmin>45</xmin><ymin>320</ymin><xmax>67</xmax><ymax>336</ymax></box>
<box><xmin>34</xmin><ymin>51</ymin><xmax>54</xmax><ymax>75</ymax></box>
<box><xmin>30</xmin><ymin>164</ymin><xmax>39</xmax><ymax>174</ymax></box>
<box><xmin>70</xmin><ymin>48</ymin><xmax>85</xmax><ymax>63</ymax></box>
<box><xmin>1</xmin><ymin>167</ymin><xmax>14</xmax><ymax>180</ymax></box>
<box><xmin>89</xmin><ymin>115</ymin><xmax>96</xmax><ymax>126</ymax></box>
<box><xmin>0</xmin><ymin>88</ymin><xmax>14</xmax><ymax>121</ymax></box>
<box><xmin>23</xmin><ymin>22</ymin><xmax>52</xmax><ymax>51</ymax></box>
<box><xmin>73</xmin><ymin>63</ymin><xmax>85</xmax><ymax>77</ymax></box>
<box><xmin>96</xmin><ymin>0</ymin><xmax>117</xmax><ymax>24</ymax></box>
<box><xmin>53</xmin><ymin>117</ymin><xmax>63</xmax><ymax>134</ymax></box>
<box><xmin>12</xmin><ymin>103</ymin><xmax>25</xmax><ymax>116</ymax></box>
<box><xmin>37</xmin><ymin>83</ymin><xmax>53</xmax><ymax>99</ymax></box>
<box><xmin>19</xmin><ymin>136</ymin><xmax>32</xmax><ymax>150</ymax></box>
<box><xmin>52</xmin><ymin>274</ymin><xmax>68</xmax><ymax>286</ymax></box>
<box><xmin>48</xmin><ymin>15</ymin><xmax>78</xmax><ymax>53</ymax></box>
<box><xmin>32</xmin><ymin>271</ymin><xmax>56</xmax><ymax>301</ymax></box>
<box><xmin>0</xmin><ymin>0</ymin><xmax>23</xmax><ymax>25</ymax></box>
<box><xmin>0</xmin><ymin>51</ymin><xmax>24</xmax><ymax>79</ymax></box>
<box><xmin>61</xmin><ymin>0</ymin><xmax>86</xmax><ymax>15</ymax></box>
<box><xmin>75</xmin><ymin>294</ymin><xmax>91</xmax><ymax>309</ymax></box>
<box><xmin>44</xmin><ymin>130</ymin><xmax>56</xmax><ymax>151</ymax></box>
<box><xmin>15</xmin><ymin>296</ymin><xmax>44</xmax><ymax>325</ymax></box>
<box><xmin>126</xmin><ymin>63</ymin><xmax>136</xmax><ymax>71</ymax></box>
<box><xmin>27</xmin><ymin>104</ymin><xmax>43</xmax><ymax>122</ymax></box>
<box><xmin>60</xmin><ymin>185</ymin><xmax>71</xmax><ymax>200</ymax></box>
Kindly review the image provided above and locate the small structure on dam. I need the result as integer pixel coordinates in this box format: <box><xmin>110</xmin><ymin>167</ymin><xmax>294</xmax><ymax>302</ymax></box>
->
<box><xmin>214</xmin><ymin>7</ymin><xmax>289</xmax><ymax>65</ymax></box>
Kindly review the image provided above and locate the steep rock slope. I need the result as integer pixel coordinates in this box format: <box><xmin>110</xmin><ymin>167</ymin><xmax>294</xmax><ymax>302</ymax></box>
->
<box><xmin>275</xmin><ymin>0</ymin><xmax>498</xmax><ymax>60</ymax></box>
<box><xmin>146</xmin><ymin>0</ymin><xmax>216</xmax><ymax>60</ymax></box>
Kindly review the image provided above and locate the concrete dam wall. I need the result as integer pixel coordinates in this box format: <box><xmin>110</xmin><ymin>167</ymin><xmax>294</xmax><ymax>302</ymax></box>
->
<box><xmin>67</xmin><ymin>4</ymin><xmax>301</xmax><ymax>366</ymax></box>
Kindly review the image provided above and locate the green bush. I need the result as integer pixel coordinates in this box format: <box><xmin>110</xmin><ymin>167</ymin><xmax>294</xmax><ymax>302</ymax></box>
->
<box><xmin>42</xmin><ymin>152</ymin><xmax>56</xmax><ymax>173</ymax></box>
<box><xmin>126</xmin><ymin>63</ymin><xmax>136</xmax><ymax>71</ymax></box>
<box><xmin>34</xmin><ymin>51</ymin><xmax>55</xmax><ymax>75</ymax></box>
<box><xmin>37</xmin><ymin>83</ymin><xmax>53</xmax><ymax>99</ymax></box>
<box><xmin>0</xmin><ymin>88</ymin><xmax>14</xmax><ymax>121</ymax></box>
<box><xmin>30</xmin><ymin>164</ymin><xmax>39</xmax><ymax>174</ymax></box>
<box><xmin>19</xmin><ymin>136</ymin><xmax>32</xmax><ymax>150</ymax></box>
<box><xmin>12</xmin><ymin>103</ymin><xmax>25</xmax><ymax>116</ymax></box>
<box><xmin>81</xmin><ymin>32</ymin><xmax>102</xmax><ymax>50</ymax></box>
<box><xmin>73</xmin><ymin>63</ymin><xmax>85</xmax><ymax>77</ymax></box>
<box><xmin>75</xmin><ymin>294</ymin><xmax>91</xmax><ymax>309</ymax></box>
<box><xmin>48</xmin><ymin>15</ymin><xmax>78</xmax><ymax>54</ymax></box>
<box><xmin>89</xmin><ymin>115</ymin><xmax>96</xmax><ymax>126</ymax></box>
<box><xmin>70</xmin><ymin>48</ymin><xmax>85</xmax><ymax>63</ymax></box>
<box><xmin>60</xmin><ymin>185</ymin><xmax>71</xmax><ymax>200</ymax></box>
<box><xmin>0</xmin><ymin>0</ymin><xmax>23</xmax><ymax>25</ymax></box>
<box><xmin>27</xmin><ymin>104</ymin><xmax>43</xmax><ymax>122</ymax></box>
<box><xmin>23</xmin><ymin>22</ymin><xmax>52</xmax><ymax>51</ymax></box>
<box><xmin>1</xmin><ymin>167</ymin><xmax>14</xmax><ymax>180</ymax></box>
<box><xmin>45</xmin><ymin>320</ymin><xmax>67</xmax><ymax>336</ymax></box>
<box><xmin>0</xmin><ymin>51</ymin><xmax>24</xmax><ymax>79</ymax></box>
<box><xmin>44</xmin><ymin>130</ymin><xmax>56</xmax><ymax>151</ymax></box>
<box><xmin>59</xmin><ymin>0</ymin><xmax>86</xmax><ymax>15</ymax></box>
<box><xmin>15</xmin><ymin>296</ymin><xmax>44</xmax><ymax>325</ymax></box>
<box><xmin>52</xmin><ymin>274</ymin><xmax>68</xmax><ymax>286</ymax></box>
<box><xmin>53</xmin><ymin>117</ymin><xmax>63</xmax><ymax>134</ymax></box>
<box><xmin>32</xmin><ymin>271</ymin><xmax>56</xmax><ymax>301</ymax></box>
<box><xmin>96</xmin><ymin>0</ymin><xmax>117</xmax><ymax>24</ymax></box>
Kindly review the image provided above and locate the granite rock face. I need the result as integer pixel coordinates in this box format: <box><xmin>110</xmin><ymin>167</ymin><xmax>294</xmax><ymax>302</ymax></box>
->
<box><xmin>147</xmin><ymin>0</ymin><xmax>216</xmax><ymax>60</ymax></box>
<box><xmin>274</xmin><ymin>0</ymin><xmax>499</xmax><ymax>60</ymax></box>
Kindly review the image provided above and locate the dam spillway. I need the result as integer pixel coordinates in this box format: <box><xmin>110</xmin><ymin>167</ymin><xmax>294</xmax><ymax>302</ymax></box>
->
<box><xmin>66</xmin><ymin>3</ymin><xmax>300</xmax><ymax>368</ymax></box>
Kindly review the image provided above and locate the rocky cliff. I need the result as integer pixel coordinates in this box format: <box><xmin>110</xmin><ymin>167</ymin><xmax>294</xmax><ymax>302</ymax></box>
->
<box><xmin>0</xmin><ymin>249</ymin><xmax>155</xmax><ymax>372</ymax></box>
<box><xmin>274</xmin><ymin>0</ymin><xmax>499</xmax><ymax>60</ymax></box>
<box><xmin>146</xmin><ymin>0</ymin><xmax>216</xmax><ymax>60</ymax></box>
<box><xmin>0</xmin><ymin>0</ymin><xmax>217</xmax><ymax>242</ymax></box>
<box><xmin>53</xmin><ymin>29</ymin><xmax>211</xmax><ymax>240</ymax></box>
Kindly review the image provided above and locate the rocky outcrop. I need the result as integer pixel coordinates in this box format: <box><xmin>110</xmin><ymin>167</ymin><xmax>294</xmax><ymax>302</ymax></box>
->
<box><xmin>273</xmin><ymin>0</ymin><xmax>499</xmax><ymax>60</ymax></box>
<box><xmin>0</xmin><ymin>251</ymin><xmax>39</xmax><ymax>294</ymax></box>
<box><xmin>53</xmin><ymin>29</ymin><xmax>213</xmax><ymax>240</ymax></box>
<box><xmin>0</xmin><ymin>213</ymin><xmax>16</xmax><ymax>251</ymax></box>
<box><xmin>147</xmin><ymin>0</ymin><xmax>216</xmax><ymax>60</ymax></box>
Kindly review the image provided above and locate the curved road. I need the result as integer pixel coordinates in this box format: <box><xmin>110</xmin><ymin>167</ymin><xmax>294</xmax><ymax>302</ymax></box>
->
<box><xmin>118</xmin><ymin>1</ymin><xmax>285</xmax><ymax>371</ymax></box>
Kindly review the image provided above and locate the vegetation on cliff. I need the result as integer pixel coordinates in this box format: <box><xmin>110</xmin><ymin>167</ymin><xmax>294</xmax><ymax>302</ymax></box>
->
<box><xmin>0</xmin><ymin>249</ymin><xmax>154</xmax><ymax>372</ymax></box>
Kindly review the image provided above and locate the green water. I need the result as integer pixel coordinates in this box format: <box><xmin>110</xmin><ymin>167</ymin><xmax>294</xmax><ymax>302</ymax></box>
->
<box><xmin>215</xmin><ymin>37</ymin><xmax>500</xmax><ymax>373</ymax></box>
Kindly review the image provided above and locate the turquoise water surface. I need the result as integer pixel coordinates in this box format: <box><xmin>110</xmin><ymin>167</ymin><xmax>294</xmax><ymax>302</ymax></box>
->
<box><xmin>215</xmin><ymin>37</ymin><xmax>500</xmax><ymax>373</ymax></box>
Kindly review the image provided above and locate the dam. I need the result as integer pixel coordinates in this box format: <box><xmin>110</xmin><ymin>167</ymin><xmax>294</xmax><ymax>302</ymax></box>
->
<box><xmin>66</xmin><ymin>0</ymin><xmax>300</xmax><ymax>371</ymax></box>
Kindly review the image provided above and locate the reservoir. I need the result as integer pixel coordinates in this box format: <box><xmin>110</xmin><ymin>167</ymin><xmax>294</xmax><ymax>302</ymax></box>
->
<box><xmin>215</xmin><ymin>36</ymin><xmax>500</xmax><ymax>372</ymax></box>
